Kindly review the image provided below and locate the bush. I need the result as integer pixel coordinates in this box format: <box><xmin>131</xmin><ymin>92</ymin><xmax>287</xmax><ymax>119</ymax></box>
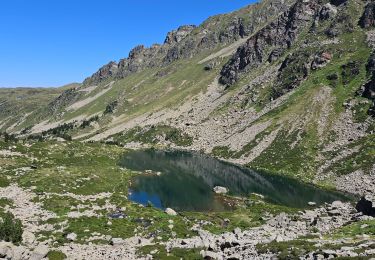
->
<box><xmin>0</xmin><ymin>213</ymin><xmax>23</xmax><ymax>244</ymax></box>
<box><xmin>104</xmin><ymin>100</ymin><xmax>118</xmax><ymax>114</ymax></box>
<box><xmin>47</xmin><ymin>250</ymin><xmax>67</xmax><ymax>260</ymax></box>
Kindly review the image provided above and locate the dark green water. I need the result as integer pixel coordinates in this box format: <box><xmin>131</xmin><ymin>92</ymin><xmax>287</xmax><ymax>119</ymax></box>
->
<box><xmin>119</xmin><ymin>149</ymin><xmax>351</xmax><ymax>212</ymax></box>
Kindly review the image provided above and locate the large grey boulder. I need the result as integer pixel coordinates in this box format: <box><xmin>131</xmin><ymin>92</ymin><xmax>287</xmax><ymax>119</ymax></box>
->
<box><xmin>30</xmin><ymin>244</ymin><xmax>49</xmax><ymax>260</ymax></box>
<box><xmin>66</xmin><ymin>232</ymin><xmax>78</xmax><ymax>241</ymax></box>
<box><xmin>165</xmin><ymin>208</ymin><xmax>177</xmax><ymax>216</ymax></box>
<box><xmin>213</xmin><ymin>186</ymin><xmax>228</xmax><ymax>194</ymax></box>
<box><xmin>22</xmin><ymin>230</ymin><xmax>36</xmax><ymax>246</ymax></box>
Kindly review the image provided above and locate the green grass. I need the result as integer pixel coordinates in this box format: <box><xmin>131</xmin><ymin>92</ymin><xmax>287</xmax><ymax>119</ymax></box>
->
<box><xmin>256</xmin><ymin>239</ymin><xmax>317</xmax><ymax>259</ymax></box>
<box><xmin>47</xmin><ymin>250</ymin><xmax>67</xmax><ymax>260</ymax></box>
<box><xmin>138</xmin><ymin>244</ymin><xmax>203</xmax><ymax>260</ymax></box>
<box><xmin>329</xmin><ymin>220</ymin><xmax>375</xmax><ymax>239</ymax></box>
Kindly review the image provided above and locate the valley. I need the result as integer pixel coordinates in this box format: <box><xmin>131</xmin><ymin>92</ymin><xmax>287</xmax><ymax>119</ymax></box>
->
<box><xmin>0</xmin><ymin>0</ymin><xmax>374</xmax><ymax>259</ymax></box>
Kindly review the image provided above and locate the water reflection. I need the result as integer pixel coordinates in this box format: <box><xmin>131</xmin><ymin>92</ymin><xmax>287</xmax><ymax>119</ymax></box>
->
<box><xmin>120</xmin><ymin>149</ymin><xmax>351</xmax><ymax>211</ymax></box>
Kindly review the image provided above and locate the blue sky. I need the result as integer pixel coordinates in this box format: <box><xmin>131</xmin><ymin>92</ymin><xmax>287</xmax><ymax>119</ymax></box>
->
<box><xmin>0</xmin><ymin>0</ymin><xmax>255</xmax><ymax>88</ymax></box>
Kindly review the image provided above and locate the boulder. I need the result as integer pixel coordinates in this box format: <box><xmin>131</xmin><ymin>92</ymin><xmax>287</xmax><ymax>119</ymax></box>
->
<box><xmin>331</xmin><ymin>200</ymin><xmax>344</xmax><ymax>209</ymax></box>
<box><xmin>111</xmin><ymin>238</ymin><xmax>124</xmax><ymax>246</ymax></box>
<box><xmin>30</xmin><ymin>244</ymin><xmax>49</xmax><ymax>260</ymax></box>
<box><xmin>0</xmin><ymin>242</ymin><xmax>12</xmax><ymax>258</ymax></box>
<box><xmin>66</xmin><ymin>232</ymin><xmax>77</xmax><ymax>241</ymax></box>
<box><xmin>22</xmin><ymin>231</ymin><xmax>36</xmax><ymax>246</ymax></box>
<box><xmin>165</xmin><ymin>208</ymin><xmax>177</xmax><ymax>216</ymax></box>
<box><xmin>356</xmin><ymin>195</ymin><xmax>375</xmax><ymax>217</ymax></box>
<box><xmin>213</xmin><ymin>186</ymin><xmax>228</xmax><ymax>194</ymax></box>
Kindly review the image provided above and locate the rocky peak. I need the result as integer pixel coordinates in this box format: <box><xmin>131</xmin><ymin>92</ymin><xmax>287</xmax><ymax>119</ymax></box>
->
<box><xmin>359</xmin><ymin>2</ymin><xmax>375</xmax><ymax>29</ymax></box>
<box><xmin>129</xmin><ymin>45</ymin><xmax>146</xmax><ymax>59</ymax></box>
<box><xmin>83</xmin><ymin>61</ymin><xmax>118</xmax><ymax>85</ymax></box>
<box><xmin>164</xmin><ymin>25</ymin><xmax>197</xmax><ymax>44</ymax></box>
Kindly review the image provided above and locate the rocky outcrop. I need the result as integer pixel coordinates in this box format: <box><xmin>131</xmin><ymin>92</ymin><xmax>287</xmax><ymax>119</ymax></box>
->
<box><xmin>356</xmin><ymin>195</ymin><xmax>375</xmax><ymax>217</ymax></box>
<box><xmin>359</xmin><ymin>3</ymin><xmax>375</xmax><ymax>29</ymax></box>
<box><xmin>319</xmin><ymin>3</ymin><xmax>337</xmax><ymax>20</ymax></box>
<box><xmin>48</xmin><ymin>88</ymin><xmax>82</xmax><ymax>114</ymax></box>
<box><xmin>83</xmin><ymin>61</ymin><xmax>118</xmax><ymax>85</ymax></box>
<box><xmin>270</xmin><ymin>50</ymin><xmax>332</xmax><ymax>99</ymax></box>
<box><xmin>219</xmin><ymin>0</ymin><xmax>321</xmax><ymax>86</ymax></box>
<box><xmin>164</xmin><ymin>25</ymin><xmax>196</xmax><ymax>44</ymax></box>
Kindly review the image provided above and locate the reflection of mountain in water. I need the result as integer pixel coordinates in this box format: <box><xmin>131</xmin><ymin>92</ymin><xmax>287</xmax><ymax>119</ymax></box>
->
<box><xmin>119</xmin><ymin>150</ymin><xmax>351</xmax><ymax>211</ymax></box>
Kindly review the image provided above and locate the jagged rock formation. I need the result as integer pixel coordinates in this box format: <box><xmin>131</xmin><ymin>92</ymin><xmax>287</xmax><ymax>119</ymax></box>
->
<box><xmin>164</xmin><ymin>25</ymin><xmax>196</xmax><ymax>44</ymax></box>
<box><xmin>86</xmin><ymin>61</ymin><xmax>118</xmax><ymax>84</ymax></box>
<box><xmin>219</xmin><ymin>0</ymin><xmax>322</xmax><ymax>86</ymax></box>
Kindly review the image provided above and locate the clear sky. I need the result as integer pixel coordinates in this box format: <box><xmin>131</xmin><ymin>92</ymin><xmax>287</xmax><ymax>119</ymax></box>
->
<box><xmin>0</xmin><ymin>0</ymin><xmax>255</xmax><ymax>88</ymax></box>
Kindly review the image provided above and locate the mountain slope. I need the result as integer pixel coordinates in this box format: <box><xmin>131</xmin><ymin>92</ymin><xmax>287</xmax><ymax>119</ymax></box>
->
<box><xmin>1</xmin><ymin>0</ymin><xmax>374</xmax><ymax>193</ymax></box>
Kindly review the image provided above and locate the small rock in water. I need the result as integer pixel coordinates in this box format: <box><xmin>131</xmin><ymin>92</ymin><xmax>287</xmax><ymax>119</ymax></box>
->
<box><xmin>165</xmin><ymin>208</ymin><xmax>177</xmax><ymax>216</ymax></box>
<box><xmin>308</xmin><ymin>201</ymin><xmax>317</xmax><ymax>206</ymax></box>
<box><xmin>213</xmin><ymin>186</ymin><xmax>228</xmax><ymax>194</ymax></box>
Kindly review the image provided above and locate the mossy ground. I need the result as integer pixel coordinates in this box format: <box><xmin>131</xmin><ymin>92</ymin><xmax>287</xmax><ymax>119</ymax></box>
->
<box><xmin>0</xmin><ymin>138</ymin><xmax>304</xmax><ymax>256</ymax></box>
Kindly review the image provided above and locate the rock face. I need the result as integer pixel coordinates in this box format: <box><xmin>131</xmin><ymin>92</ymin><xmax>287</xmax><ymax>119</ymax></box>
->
<box><xmin>356</xmin><ymin>195</ymin><xmax>375</xmax><ymax>217</ymax></box>
<box><xmin>360</xmin><ymin>3</ymin><xmax>375</xmax><ymax>29</ymax></box>
<box><xmin>219</xmin><ymin>0</ymin><xmax>322</xmax><ymax>86</ymax></box>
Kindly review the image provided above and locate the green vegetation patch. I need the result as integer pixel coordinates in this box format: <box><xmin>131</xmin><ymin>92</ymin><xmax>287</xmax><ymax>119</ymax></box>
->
<box><xmin>47</xmin><ymin>250</ymin><xmax>67</xmax><ymax>260</ymax></box>
<box><xmin>0</xmin><ymin>213</ymin><xmax>23</xmax><ymax>244</ymax></box>
<box><xmin>111</xmin><ymin>125</ymin><xmax>193</xmax><ymax>147</ymax></box>
<box><xmin>138</xmin><ymin>244</ymin><xmax>203</xmax><ymax>260</ymax></box>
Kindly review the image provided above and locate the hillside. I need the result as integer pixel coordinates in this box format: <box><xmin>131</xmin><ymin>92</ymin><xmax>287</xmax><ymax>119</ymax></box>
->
<box><xmin>0</xmin><ymin>0</ymin><xmax>374</xmax><ymax>259</ymax></box>
<box><xmin>2</xmin><ymin>0</ymin><xmax>373</xmax><ymax>191</ymax></box>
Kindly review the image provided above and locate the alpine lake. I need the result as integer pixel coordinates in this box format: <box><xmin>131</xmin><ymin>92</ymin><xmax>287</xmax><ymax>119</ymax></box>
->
<box><xmin>119</xmin><ymin>149</ymin><xmax>352</xmax><ymax>212</ymax></box>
